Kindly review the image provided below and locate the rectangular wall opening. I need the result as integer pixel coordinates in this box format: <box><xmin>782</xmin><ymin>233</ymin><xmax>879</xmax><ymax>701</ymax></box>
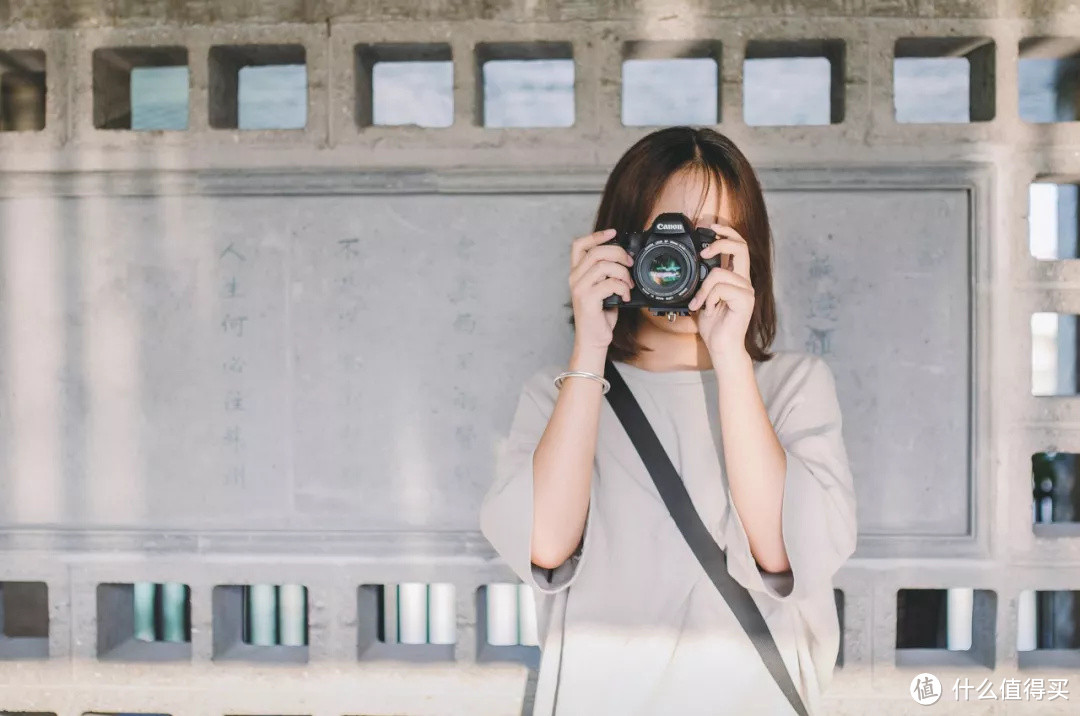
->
<box><xmin>355</xmin><ymin>43</ymin><xmax>453</xmax><ymax>128</ymax></box>
<box><xmin>743</xmin><ymin>39</ymin><xmax>844</xmax><ymax>126</ymax></box>
<box><xmin>1019</xmin><ymin>37</ymin><xmax>1080</xmax><ymax>123</ymax></box>
<box><xmin>209</xmin><ymin>44</ymin><xmax>307</xmax><ymax>130</ymax></box>
<box><xmin>92</xmin><ymin>46</ymin><xmax>188</xmax><ymax>130</ymax></box>
<box><xmin>0</xmin><ymin>581</ymin><xmax>48</xmax><ymax>660</ymax></box>
<box><xmin>97</xmin><ymin>582</ymin><xmax>191</xmax><ymax>661</ymax></box>
<box><xmin>1031</xmin><ymin>312</ymin><xmax>1080</xmax><ymax>396</ymax></box>
<box><xmin>0</xmin><ymin>49</ymin><xmax>46</xmax><ymax>131</ymax></box>
<box><xmin>621</xmin><ymin>40</ymin><xmax>720</xmax><ymax>126</ymax></box>
<box><xmin>1030</xmin><ymin>180</ymin><xmax>1079</xmax><ymax>259</ymax></box>
<box><xmin>1032</xmin><ymin>452</ymin><xmax>1080</xmax><ymax>535</ymax></box>
<box><xmin>1017</xmin><ymin>589</ymin><xmax>1080</xmax><ymax>670</ymax></box>
<box><xmin>357</xmin><ymin>583</ymin><xmax>456</xmax><ymax>662</ymax></box>
<box><xmin>895</xmin><ymin>588</ymin><xmax>996</xmax><ymax>668</ymax></box>
<box><xmin>212</xmin><ymin>584</ymin><xmax>308</xmax><ymax>663</ymax></box>
<box><xmin>893</xmin><ymin>37</ymin><xmax>995</xmax><ymax>123</ymax></box>
<box><xmin>475</xmin><ymin>584</ymin><xmax>539</xmax><ymax>667</ymax></box>
<box><xmin>476</xmin><ymin>42</ymin><xmax>574</xmax><ymax>128</ymax></box>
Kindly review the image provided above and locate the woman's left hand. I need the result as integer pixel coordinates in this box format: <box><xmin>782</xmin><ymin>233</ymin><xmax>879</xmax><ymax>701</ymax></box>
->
<box><xmin>687</xmin><ymin>223</ymin><xmax>755</xmax><ymax>360</ymax></box>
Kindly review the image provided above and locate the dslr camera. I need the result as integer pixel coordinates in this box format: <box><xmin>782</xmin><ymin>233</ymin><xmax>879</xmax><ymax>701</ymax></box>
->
<box><xmin>600</xmin><ymin>212</ymin><xmax>725</xmax><ymax>317</ymax></box>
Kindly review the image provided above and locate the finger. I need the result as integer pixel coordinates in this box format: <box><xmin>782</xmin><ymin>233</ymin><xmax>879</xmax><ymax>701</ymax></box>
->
<box><xmin>700</xmin><ymin>236</ymin><xmax>747</xmax><ymax>259</ymax></box>
<box><xmin>571</xmin><ymin>228</ymin><xmax>617</xmax><ymax>268</ymax></box>
<box><xmin>702</xmin><ymin>232</ymin><xmax>751</xmax><ymax>281</ymax></box>
<box><xmin>687</xmin><ymin>268</ymin><xmax>751</xmax><ymax>310</ymax></box>
<box><xmin>695</xmin><ymin>282</ymin><xmax>751</xmax><ymax>315</ymax></box>
<box><xmin>708</xmin><ymin>224</ymin><xmax>748</xmax><ymax>244</ymax></box>
<box><xmin>702</xmin><ymin>284</ymin><xmax>727</xmax><ymax>317</ymax></box>
<box><xmin>704</xmin><ymin>224</ymin><xmax>749</xmax><ymax>271</ymax></box>
<box><xmin>569</xmin><ymin>245</ymin><xmax>634</xmax><ymax>285</ymax></box>
<box><xmin>708</xmin><ymin>266</ymin><xmax>752</xmax><ymax>290</ymax></box>
<box><xmin>590</xmin><ymin>277</ymin><xmax>632</xmax><ymax>304</ymax></box>
<box><xmin>573</xmin><ymin>260</ymin><xmax>633</xmax><ymax>296</ymax></box>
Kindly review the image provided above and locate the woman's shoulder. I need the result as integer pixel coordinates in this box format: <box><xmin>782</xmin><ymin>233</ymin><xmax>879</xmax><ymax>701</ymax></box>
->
<box><xmin>754</xmin><ymin>350</ymin><xmax>835</xmax><ymax>396</ymax></box>
<box><xmin>754</xmin><ymin>348</ymin><xmax>819</xmax><ymax>374</ymax></box>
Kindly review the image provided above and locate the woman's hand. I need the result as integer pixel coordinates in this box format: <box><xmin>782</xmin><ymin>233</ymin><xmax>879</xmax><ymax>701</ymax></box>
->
<box><xmin>688</xmin><ymin>223</ymin><xmax>755</xmax><ymax>361</ymax></box>
<box><xmin>569</xmin><ymin>228</ymin><xmax>634</xmax><ymax>353</ymax></box>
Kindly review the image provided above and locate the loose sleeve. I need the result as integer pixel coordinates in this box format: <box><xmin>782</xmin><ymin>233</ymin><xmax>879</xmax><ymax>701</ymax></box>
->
<box><xmin>479</xmin><ymin>368</ymin><xmax>599</xmax><ymax>595</ymax></box>
<box><xmin>722</xmin><ymin>354</ymin><xmax>858</xmax><ymax>603</ymax></box>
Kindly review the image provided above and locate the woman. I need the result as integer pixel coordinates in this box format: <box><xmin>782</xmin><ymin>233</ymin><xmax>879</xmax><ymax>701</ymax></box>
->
<box><xmin>479</xmin><ymin>126</ymin><xmax>858</xmax><ymax>715</ymax></box>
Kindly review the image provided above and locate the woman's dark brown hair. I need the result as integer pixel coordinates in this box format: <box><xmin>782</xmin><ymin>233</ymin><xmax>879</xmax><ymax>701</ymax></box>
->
<box><xmin>569</xmin><ymin>125</ymin><xmax>778</xmax><ymax>364</ymax></box>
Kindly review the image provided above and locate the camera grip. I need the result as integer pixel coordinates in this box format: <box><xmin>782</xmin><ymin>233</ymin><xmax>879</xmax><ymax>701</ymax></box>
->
<box><xmin>598</xmin><ymin>234</ymin><xmax>629</xmax><ymax>307</ymax></box>
<box><xmin>602</xmin><ymin>293</ymin><xmax>623</xmax><ymax>308</ymax></box>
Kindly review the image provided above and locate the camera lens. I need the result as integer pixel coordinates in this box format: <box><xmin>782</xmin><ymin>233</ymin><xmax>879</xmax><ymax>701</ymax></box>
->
<box><xmin>648</xmin><ymin>254</ymin><xmax>682</xmax><ymax>286</ymax></box>
<box><xmin>641</xmin><ymin>247</ymin><xmax>688</xmax><ymax>296</ymax></box>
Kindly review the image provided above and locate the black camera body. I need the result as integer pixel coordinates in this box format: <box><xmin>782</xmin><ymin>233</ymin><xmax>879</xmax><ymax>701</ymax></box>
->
<box><xmin>600</xmin><ymin>212</ymin><xmax>723</xmax><ymax>316</ymax></box>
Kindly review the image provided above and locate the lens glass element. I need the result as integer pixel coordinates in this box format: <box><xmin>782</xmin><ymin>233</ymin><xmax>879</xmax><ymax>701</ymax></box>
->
<box><xmin>646</xmin><ymin>250</ymin><xmax>684</xmax><ymax>289</ymax></box>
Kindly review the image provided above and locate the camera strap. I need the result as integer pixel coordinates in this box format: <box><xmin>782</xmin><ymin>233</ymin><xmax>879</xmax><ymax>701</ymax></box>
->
<box><xmin>602</xmin><ymin>358</ymin><xmax>809</xmax><ymax>716</ymax></box>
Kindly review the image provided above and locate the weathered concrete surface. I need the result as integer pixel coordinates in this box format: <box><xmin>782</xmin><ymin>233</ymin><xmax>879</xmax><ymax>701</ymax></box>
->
<box><xmin>0</xmin><ymin>0</ymin><xmax>1038</xmax><ymax>30</ymax></box>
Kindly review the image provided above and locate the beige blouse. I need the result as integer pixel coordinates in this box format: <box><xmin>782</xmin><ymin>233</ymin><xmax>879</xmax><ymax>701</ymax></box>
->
<box><xmin>479</xmin><ymin>350</ymin><xmax>858</xmax><ymax>715</ymax></box>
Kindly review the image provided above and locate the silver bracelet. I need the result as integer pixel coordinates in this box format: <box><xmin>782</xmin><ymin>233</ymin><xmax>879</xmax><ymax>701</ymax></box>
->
<box><xmin>553</xmin><ymin>370</ymin><xmax>611</xmax><ymax>394</ymax></box>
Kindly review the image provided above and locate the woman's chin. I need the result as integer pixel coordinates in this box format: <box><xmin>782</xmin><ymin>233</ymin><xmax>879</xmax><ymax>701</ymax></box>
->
<box><xmin>672</xmin><ymin>315</ymin><xmax>701</xmax><ymax>334</ymax></box>
<box><xmin>640</xmin><ymin>310</ymin><xmax>701</xmax><ymax>334</ymax></box>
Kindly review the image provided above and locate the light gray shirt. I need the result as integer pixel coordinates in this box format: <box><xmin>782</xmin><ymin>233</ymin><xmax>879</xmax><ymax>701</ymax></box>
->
<box><xmin>479</xmin><ymin>350</ymin><xmax>858</xmax><ymax>715</ymax></box>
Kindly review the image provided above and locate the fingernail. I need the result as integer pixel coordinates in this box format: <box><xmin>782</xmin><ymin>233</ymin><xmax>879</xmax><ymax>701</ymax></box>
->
<box><xmin>606</xmin><ymin>228</ymin><xmax>617</xmax><ymax>235</ymax></box>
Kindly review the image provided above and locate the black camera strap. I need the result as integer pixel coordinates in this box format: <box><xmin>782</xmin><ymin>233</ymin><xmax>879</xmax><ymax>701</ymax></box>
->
<box><xmin>603</xmin><ymin>358</ymin><xmax>809</xmax><ymax>716</ymax></box>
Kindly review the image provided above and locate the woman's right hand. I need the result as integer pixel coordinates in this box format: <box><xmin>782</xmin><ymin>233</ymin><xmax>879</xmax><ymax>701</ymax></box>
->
<box><xmin>569</xmin><ymin>228</ymin><xmax>634</xmax><ymax>352</ymax></box>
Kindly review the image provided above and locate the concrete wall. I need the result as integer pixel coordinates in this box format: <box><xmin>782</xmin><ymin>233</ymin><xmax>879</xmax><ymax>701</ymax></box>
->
<box><xmin>1</xmin><ymin>1</ymin><xmax>1079</xmax><ymax>714</ymax></box>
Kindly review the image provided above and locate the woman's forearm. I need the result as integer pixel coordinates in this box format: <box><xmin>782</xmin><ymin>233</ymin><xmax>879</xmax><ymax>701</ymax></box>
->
<box><xmin>715</xmin><ymin>349</ymin><xmax>790</xmax><ymax>573</ymax></box>
<box><xmin>530</xmin><ymin>343</ymin><xmax>607</xmax><ymax>569</ymax></box>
